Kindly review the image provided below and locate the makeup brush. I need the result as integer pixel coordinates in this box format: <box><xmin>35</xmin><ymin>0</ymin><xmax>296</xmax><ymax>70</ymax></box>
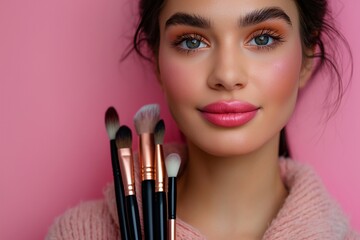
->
<box><xmin>165</xmin><ymin>153</ymin><xmax>181</xmax><ymax>240</ymax></box>
<box><xmin>133</xmin><ymin>104</ymin><xmax>160</xmax><ymax>240</ymax></box>
<box><xmin>154</xmin><ymin>120</ymin><xmax>167</xmax><ymax>240</ymax></box>
<box><xmin>104</xmin><ymin>107</ymin><xmax>130</xmax><ymax>240</ymax></box>
<box><xmin>116</xmin><ymin>125</ymin><xmax>142</xmax><ymax>240</ymax></box>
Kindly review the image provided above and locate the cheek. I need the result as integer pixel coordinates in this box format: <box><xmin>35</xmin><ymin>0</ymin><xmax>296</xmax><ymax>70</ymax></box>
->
<box><xmin>158</xmin><ymin>49</ymin><xmax>204</xmax><ymax>104</ymax></box>
<box><xmin>258</xmin><ymin>43</ymin><xmax>303</xmax><ymax>105</ymax></box>
<box><xmin>271</xmin><ymin>57</ymin><xmax>301</xmax><ymax>98</ymax></box>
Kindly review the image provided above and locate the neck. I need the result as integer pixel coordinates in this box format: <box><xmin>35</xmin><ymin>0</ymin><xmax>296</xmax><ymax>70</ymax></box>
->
<box><xmin>177</xmin><ymin>135</ymin><xmax>288</xmax><ymax>239</ymax></box>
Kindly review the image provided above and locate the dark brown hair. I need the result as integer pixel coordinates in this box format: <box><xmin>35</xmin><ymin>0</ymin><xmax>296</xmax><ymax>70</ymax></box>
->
<box><xmin>129</xmin><ymin>0</ymin><xmax>352</xmax><ymax>157</ymax></box>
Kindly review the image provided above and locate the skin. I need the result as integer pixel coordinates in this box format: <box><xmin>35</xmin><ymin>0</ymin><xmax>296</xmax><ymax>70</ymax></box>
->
<box><xmin>157</xmin><ymin>0</ymin><xmax>314</xmax><ymax>239</ymax></box>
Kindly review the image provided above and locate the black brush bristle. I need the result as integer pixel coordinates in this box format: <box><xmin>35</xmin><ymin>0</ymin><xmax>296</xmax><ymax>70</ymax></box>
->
<box><xmin>105</xmin><ymin>106</ymin><xmax>120</xmax><ymax>140</ymax></box>
<box><xmin>115</xmin><ymin>125</ymin><xmax>132</xmax><ymax>149</ymax></box>
<box><xmin>154</xmin><ymin>119</ymin><xmax>165</xmax><ymax>145</ymax></box>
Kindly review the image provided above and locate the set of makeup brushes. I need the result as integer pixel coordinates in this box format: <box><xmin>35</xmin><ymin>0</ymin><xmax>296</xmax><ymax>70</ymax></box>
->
<box><xmin>105</xmin><ymin>104</ymin><xmax>181</xmax><ymax>240</ymax></box>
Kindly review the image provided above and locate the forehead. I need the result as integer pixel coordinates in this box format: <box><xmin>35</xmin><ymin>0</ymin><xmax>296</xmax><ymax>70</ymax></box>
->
<box><xmin>159</xmin><ymin>0</ymin><xmax>300</xmax><ymax>28</ymax></box>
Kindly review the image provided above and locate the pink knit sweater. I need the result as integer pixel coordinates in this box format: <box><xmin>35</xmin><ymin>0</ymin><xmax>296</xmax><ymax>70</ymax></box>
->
<box><xmin>47</xmin><ymin>145</ymin><xmax>359</xmax><ymax>239</ymax></box>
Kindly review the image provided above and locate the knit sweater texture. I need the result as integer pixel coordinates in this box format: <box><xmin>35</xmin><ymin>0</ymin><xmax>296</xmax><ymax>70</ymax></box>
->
<box><xmin>47</xmin><ymin>144</ymin><xmax>359</xmax><ymax>239</ymax></box>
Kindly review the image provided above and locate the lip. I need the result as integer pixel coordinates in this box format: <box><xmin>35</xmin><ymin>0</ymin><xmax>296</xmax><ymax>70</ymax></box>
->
<box><xmin>199</xmin><ymin>101</ymin><xmax>259</xmax><ymax>127</ymax></box>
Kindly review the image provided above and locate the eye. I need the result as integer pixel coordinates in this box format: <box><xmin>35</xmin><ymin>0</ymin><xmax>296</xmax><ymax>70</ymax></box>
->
<box><xmin>247</xmin><ymin>29</ymin><xmax>284</xmax><ymax>49</ymax></box>
<box><xmin>180</xmin><ymin>38</ymin><xmax>207</xmax><ymax>49</ymax></box>
<box><xmin>172</xmin><ymin>34</ymin><xmax>209</xmax><ymax>52</ymax></box>
<box><xmin>250</xmin><ymin>35</ymin><xmax>274</xmax><ymax>46</ymax></box>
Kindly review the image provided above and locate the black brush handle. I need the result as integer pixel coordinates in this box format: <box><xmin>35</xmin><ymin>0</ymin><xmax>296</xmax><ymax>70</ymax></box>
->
<box><xmin>168</xmin><ymin>177</ymin><xmax>176</xmax><ymax>219</ymax></box>
<box><xmin>110</xmin><ymin>140</ymin><xmax>130</xmax><ymax>240</ymax></box>
<box><xmin>126</xmin><ymin>195</ymin><xmax>142</xmax><ymax>240</ymax></box>
<box><xmin>142</xmin><ymin>180</ymin><xmax>155</xmax><ymax>240</ymax></box>
<box><xmin>155</xmin><ymin>191</ymin><xmax>167</xmax><ymax>240</ymax></box>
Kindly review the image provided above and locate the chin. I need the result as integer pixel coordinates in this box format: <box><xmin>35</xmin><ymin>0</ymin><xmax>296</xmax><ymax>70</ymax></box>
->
<box><xmin>189</xmin><ymin>135</ymin><xmax>264</xmax><ymax>158</ymax></box>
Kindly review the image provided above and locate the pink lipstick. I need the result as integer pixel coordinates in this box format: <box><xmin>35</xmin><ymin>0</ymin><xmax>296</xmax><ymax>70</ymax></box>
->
<box><xmin>200</xmin><ymin>101</ymin><xmax>259</xmax><ymax>127</ymax></box>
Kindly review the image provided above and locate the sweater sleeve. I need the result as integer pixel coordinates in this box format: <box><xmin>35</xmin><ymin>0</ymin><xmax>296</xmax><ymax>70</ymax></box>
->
<box><xmin>345</xmin><ymin>229</ymin><xmax>360</xmax><ymax>240</ymax></box>
<box><xmin>46</xmin><ymin>199</ymin><xmax>119</xmax><ymax>240</ymax></box>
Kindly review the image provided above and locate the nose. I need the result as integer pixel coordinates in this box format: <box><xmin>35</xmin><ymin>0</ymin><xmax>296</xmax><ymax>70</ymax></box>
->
<box><xmin>207</xmin><ymin>45</ymin><xmax>247</xmax><ymax>91</ymax></box>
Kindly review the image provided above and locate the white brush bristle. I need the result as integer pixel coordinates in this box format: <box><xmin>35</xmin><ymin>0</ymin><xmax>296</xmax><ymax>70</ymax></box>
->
<box><xmin>165</xmin><ymin>153</ymin><xmax>181</xmax><ymax>177</ymax></box>
<box><xmin>133</xmin><ymin>104</ymin><xmax>160</xmax><ymax>134</ymax></box>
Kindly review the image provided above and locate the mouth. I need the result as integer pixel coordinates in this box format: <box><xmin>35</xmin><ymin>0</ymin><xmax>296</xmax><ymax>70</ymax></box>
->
<box><xmin>199</xmin><ymin>101</ymin><xmax>259</xmax><ymax>128</ymax></box>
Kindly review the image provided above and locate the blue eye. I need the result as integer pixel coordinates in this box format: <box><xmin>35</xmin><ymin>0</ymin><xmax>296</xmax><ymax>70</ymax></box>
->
<box><xmin>185</xmin><ymin>39</ymin><xmax>201</xmax><ymax>49</ymax></box>
<box><xmin>247</xmin><ymin>29</ymin><xmax>284</xmax><ymax>49</ymax></box>
<box><xmin>249</xmin><ymin>34</ymin><xmax>274</xmax><ymax>46</ymax></box>
<box><xmin>173</xmin><ymin>34</ymin><xmax>209</xmax><ymax>52</ymax></box>
<box><xmin>179</xmin><ymin>38</ymin><xmax>207</xmax><ymax>50</ymax></box>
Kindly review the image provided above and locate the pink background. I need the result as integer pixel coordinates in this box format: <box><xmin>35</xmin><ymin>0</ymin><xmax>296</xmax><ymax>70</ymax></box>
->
<box><xmin>0</xmin><ymin>0</ymin><xmax>359</xmax><ymax>239</ymax></box>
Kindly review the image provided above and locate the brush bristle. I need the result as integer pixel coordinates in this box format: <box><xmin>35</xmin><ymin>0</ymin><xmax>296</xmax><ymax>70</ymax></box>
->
<box><xmin>133</xmin><ymin>104</ymin><xmax>160</xmax><ymax>134</ymax></box>
<box><xmin>154</xmin><ymin>119</ymin><xmax>165</xmax><ymax>145</ymax></box>
<box><xmin>165</xmin><ymin>153</ymin><xmax>181</xmax><ymax>177</ymax></box>
<box><xmin>115</xmin><ymin>125</ymin><xmax>132</xmax><ymax>149</ymax></box>
<box><xmin>105</xmin><ymin>106</ymin><xmax>120</xmax><ymax>140</ymax></box>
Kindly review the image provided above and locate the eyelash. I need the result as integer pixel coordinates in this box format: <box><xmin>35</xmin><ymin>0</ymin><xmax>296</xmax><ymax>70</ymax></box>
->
<box><xmin>171</xmin><ymin>29</ymin><xmax>285</xmax><ymax>54</ymax></box>
<box><xmin>171</xmin><ymin>33</ymin><xmax>209</xmax><ymax>54</ymax></box>
<box><xmin>248</xmin><ymin>29</ymin><xmax>285</xmax><ymax>50</ymax></box>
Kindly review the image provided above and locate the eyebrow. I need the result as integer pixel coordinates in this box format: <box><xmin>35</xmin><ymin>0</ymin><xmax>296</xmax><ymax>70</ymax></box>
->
<box><xmin>165</xmin><ymin>13</ymin><xmax>211</xmax><ymax>29</ymax></box>
<box><xmin>240</xmin><ymin>7</ymin><xmax>292</xmax><ymax>27</ymax></box>
<box><xmin>165</xmin><ymin>7</ymin><xmax>292</xmax><ymax>30</ymax></box>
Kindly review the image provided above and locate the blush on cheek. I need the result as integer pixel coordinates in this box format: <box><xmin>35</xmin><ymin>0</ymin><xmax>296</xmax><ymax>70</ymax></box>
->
<box><xmin>262</xmin><ymin>46</ymin><xmax>303</xmax><ymax>102</ymax></box>
<box><xmin>159</xmin><ymin>54</ymin><xmax>203</xmax><ymax>101</ymax></box>
<box><xmin>161</xmin><ymin>63</ymin><xmax>189</xmax><ymax>99</ymax></box>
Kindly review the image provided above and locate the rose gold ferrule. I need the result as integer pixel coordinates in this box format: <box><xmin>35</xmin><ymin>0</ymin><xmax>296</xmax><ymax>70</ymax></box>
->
<box><xmin>118</xmin><ymin>148</ymin><xmax>136</xmax><ymax>196</ymax></box>
<box><xmin>155</xmin><ymin>144</ymin><xmax>166</xmax><ymax>192</ymax></box>
<box><xmin>168</xmin><ymin>219</ymin><xmax>176</xmax><ymax>240</ymax></box>
<box><xmin>138</xmin><ymin>133</ymin><xmax>155</xmax><ymax>181</ymax></box>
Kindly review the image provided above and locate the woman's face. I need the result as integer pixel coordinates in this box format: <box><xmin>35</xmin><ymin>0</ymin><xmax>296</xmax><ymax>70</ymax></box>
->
<box><xmin>158</xmin><ymin>0</ymin><xmax>309</xmax><ymax>157</ymax></box>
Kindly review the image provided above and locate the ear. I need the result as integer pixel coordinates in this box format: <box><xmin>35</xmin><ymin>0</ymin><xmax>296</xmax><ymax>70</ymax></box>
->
<box><xmin>299</xmin><ymin>48</ymin><xmax>315</xmax><ymax>89</ymax></box>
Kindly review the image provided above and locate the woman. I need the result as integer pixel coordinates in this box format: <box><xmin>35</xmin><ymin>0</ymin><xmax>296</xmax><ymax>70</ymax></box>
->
<box><xmin>47</xmin><ymin>0</ymin><xmax>358</xmax><ymax>239</ymax></box>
